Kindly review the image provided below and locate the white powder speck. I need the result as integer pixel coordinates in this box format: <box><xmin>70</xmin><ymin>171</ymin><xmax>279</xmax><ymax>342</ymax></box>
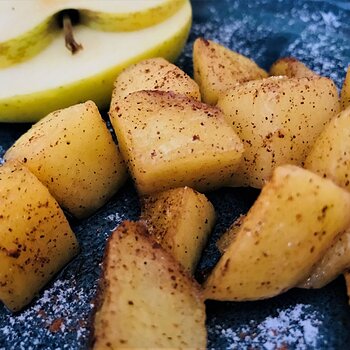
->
<box><xmin>0</xmin><ymin>145</ymin><xmax>4</xmax><ymax>164</ymax></box>
<box><xmin>105</xmin><ymin>212</ymin><xmax>124</xmax><ymax>233</ymax></box>
<box><xmin>284</xmin><ymin>5</ymin><xmax>348</xmax><ymax>86</ymax></box>
<box><xmin>320</xmin><ymin>11</ymin><xmax>341</xmax><ymax>28</ymax></box>
<box><xmin>301</xmin><ymin>318</ymin><xmax>320</xmax><ymax>345</ymax></box>
<box><xmin>105</xmin><ymin>212</ymin><xmax>123</xmax><ymax>224</ymax></box>
<box><xmin>0</xmin><ymin>277</ymin><xmax>93</xmax><ymax>349</ymax></box>
<box><xmin>208</xmin><ymin>303</ymin><xmax>323</xmax><ymax>349</ymax></box>
<box><xmin>263</xmin><ymin>341</ymin><xmax>276</xmax><ymax>350</ymax></box>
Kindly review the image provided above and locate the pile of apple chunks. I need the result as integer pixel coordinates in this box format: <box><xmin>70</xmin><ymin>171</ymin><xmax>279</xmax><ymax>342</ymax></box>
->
<box><xmin>1</xmin><ymin>37</ymin><xmax>350</xmax><ymax>347</ymax></box>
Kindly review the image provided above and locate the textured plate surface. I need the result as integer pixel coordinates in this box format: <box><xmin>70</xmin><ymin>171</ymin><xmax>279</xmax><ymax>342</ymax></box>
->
<box><xmin>1</xmin><ymin>0</ymin><xmax>350</xmax><ymax>349</ymax></box>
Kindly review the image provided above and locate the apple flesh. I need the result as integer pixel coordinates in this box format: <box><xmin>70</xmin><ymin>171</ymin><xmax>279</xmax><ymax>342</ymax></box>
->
<box><xmin>0</xmin><ymin>1</ymin><xmax>191</xmax><ymax>122</ymax></box>
<box><xmin>0</xmin><ymin>0</ymin><xmax>185</xmax><ymax>67</ymax></box>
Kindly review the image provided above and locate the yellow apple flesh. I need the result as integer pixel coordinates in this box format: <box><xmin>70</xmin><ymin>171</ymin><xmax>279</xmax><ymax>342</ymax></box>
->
<box><xmin>0</xmin><ymin>1</ymin><xmax>191</xmax><ymax>122</ymax></box>
<box><xmin>0</xmin><ymin>0</ymin><xmax>185</xmax><ymax>68</ymax></box>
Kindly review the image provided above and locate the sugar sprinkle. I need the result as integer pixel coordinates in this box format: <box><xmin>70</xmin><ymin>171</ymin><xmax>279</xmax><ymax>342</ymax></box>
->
<box><xmin>0</xmin><ymin>278</ymin><xmax>94</xmax><ymax>350</ymax></box>
<box><xmin>208</xmin><ymin>303</ymin><xmax>324</xmax><ymax>349</ymax></box>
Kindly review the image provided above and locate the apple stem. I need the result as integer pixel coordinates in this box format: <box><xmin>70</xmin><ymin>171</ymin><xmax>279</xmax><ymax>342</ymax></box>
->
<box><xmin>63</xmin><ymin>14</ymin><xmax>83</xmax><ymax>54</ymax></box>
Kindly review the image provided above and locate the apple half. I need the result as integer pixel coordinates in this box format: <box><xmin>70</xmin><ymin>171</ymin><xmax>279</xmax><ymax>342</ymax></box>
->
<box><xmin>0</xmin><ymin>0</ymin><xmax>185</xmax><ymax>67</ymax></box>
<box><xmin>0</xmin><ymin>0</ymin><xmax>191</xmax><ymax>122</ymax></box>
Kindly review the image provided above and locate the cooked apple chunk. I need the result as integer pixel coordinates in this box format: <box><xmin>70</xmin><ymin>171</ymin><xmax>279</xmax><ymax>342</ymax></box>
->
<box><xmin>341</xmin><ymin>66</ymin><xmax>350</xmax><ymax>110</ymax></box>
<box><xmin>193</xmin><ymin>38</ymin><xmax>268</xmax><ymax>104</ymax></box>
<box><xmin>141</xmin><ymin>187</ymin><xmax>216</xmax><ymax>273</ymax></box>
<box><xmin>305</xmin><ymin>107</ymin><xmax>350</xmax><ymax>191</ymax></box>
<box><xmin>110</xmin><ymin>90</ymin><xmax>244</xmax><ymax>195</ymax></box>
<box><xmin>269</xmin><ymin>57</ymin><xmax>318</xmax><ymax>78</ymax></box>
<box><xmin>204</xmin><ymin>165</ymin><xmax>350</xmax><ymax>301</ymax></box>
<box><xmin>0</xmin><ymin>161</ymin><xmax>78</xmax><ymax>312</ymax></box>
<box><xmin>92</xmin><ymin>221</ymin><xmax>206</xmax><ymax>349</ymax></box>
<box><xmin>303</xmin><ymin>107</ymin><xmax>350</xmax><ymax>290</ymax></box>
<box><xmin>217</xmin><ymin>76</ymin><xmax>340</xmax><ymax>188</ymax></box>
<box><xmin>299</xmin><ymin>230</ymin><xmax>350</xmax><ymax>289</ymax></box>
<box><xmin>5</xmin><ymin>101</ymin><xmax>127</xmax><ymax>218</ymax></box>
<box><xmin>111</xmin><ymin>57</ymin><xmax>200</xmax><ymax>103</ymax></box>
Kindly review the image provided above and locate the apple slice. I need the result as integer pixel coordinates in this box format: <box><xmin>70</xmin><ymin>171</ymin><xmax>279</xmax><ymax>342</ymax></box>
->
<box><xmin>92</xmin><ymin>221</ymin><xmax>206</xmax><ymax>349</ymax></box>
<box><xmin>110</xmin><ymin>90</ymin><xmax>244</xmax><ymax>195</ymax></box>
<box><xmin>111</xmin><ymin>57</ymin><xmax>200</xmax><ymax>102</ymax></box>
<box><xmin>269</xmin><ymin>57</ymin><xmax>318</xmax><ymax>78</ymax></box>
<box><xmin>141</xmin><ymin>187</ymin><xmax>216</xmax><ymax>273</ymax></box>
<box><xmin>0</xmin><ymin>1</ymin><xmax>191</xmax><ymax>122</ymax></box>
<box><xmin>0</xmin><ymin>0</ymin><xmax>185</xmax><ymax>67</ymax></box>
<box><xmin>204</xmin><ymin>165</ymin><xmax>350</xmax><ymax>301</ymax></box>
<box><xmin>341</xmin><ymin>66</ymin><xmax>350</xmax><ymax>110</ymax></box>
<box><xmin>5</xmin><ymin>101</ymin><xmax>127</xmax><ymax>219</ymax></box>
<box><xmin>0</xmin><ymin>160</ymin><xmax>79</xmax><ymax>312</ymax></box>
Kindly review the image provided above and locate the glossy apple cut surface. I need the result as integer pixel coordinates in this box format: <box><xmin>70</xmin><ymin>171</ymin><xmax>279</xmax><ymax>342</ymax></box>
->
<box><xmin>0</xmin><ymin>0</ymin><xmax>184</xmax><ymax>68</ymax></box>
<box><xmin>0</xmin><ymin>1</ymin><xmax>191</xmax><ymax>122</ymax></box>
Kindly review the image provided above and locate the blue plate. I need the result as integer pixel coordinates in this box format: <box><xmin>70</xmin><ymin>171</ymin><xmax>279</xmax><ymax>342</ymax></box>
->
<box><xmin>1</xmin><ymin>0</ymin><xmax>350</xmax><ymax>348</ymax></box>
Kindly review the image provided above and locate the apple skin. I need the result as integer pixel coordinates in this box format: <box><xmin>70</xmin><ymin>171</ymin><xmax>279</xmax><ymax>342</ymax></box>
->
<box><xmin>81</xmin><ymin>0</ymin><xmax>185</xmax><ymax>31</ymax></box>
<box><xmin>0</xmin><ymin>2</ymin><xmax>191</xmax><ymax>122</ymax></box>
<box><xmin>0</xmin><ymin>18</ymin><xmax>58</xmax><ymax>68</ymax></box>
